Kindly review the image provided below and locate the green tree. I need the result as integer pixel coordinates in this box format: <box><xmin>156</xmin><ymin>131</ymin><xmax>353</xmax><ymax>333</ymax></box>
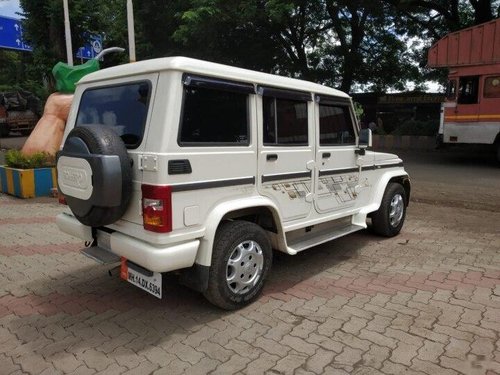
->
<box><xmin>19</xmin><ymin>0</ymin><xmax>128</xmax><ymax>89</ymax></box>
<box><xmin>174</xmin><ymin>0</ymin><xmax>422</xmax><ymax>92</ymax></box>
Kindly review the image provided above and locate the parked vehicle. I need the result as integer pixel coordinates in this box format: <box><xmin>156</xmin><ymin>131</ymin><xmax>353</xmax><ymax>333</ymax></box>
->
<box><xmin>0</xmin><ymin>91</ymin><xmax>40</xmax><ymax>137</ymax></box>
<box><xmin>56</xmin><ymin>57</ymin><xmax>410</xmax><ymax>309</ymax></box>
<box><xmin>428</xmin><ymin>18</ymin><xmax>500</xmax><ymax>161</ymax></box>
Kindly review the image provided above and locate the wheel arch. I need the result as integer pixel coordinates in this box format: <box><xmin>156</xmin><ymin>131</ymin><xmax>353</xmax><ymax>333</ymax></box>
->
<box><xmin>389</xmin><ymin>175</ymin><xmax>411</xmax><ymax>206</ymax></box>
<box><xmin>364</xmin><ymin>170</ymin><xmax>411</xmax><ymax>217</ymax></box>
<box><xmin>194</xmin><ymin>196</ymin><xmax>284</xmax><ymax>267</ymax></box>
<box><xmin>493</xmin><ymin>132</ymin><xmax>500</xmax><ymax>145</ymax></box>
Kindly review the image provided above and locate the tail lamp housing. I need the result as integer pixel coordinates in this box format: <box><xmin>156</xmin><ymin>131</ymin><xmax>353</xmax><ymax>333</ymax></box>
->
<box><xmin>141</xmin><ymin>184</ymin><xmax>172</xmax><ymax>233</ymax></box>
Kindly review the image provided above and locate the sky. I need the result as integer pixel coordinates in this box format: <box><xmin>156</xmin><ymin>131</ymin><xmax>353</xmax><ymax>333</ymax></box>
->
<box><xmin>0</xmin><ymin>0</ymin><xmax>21</xmax><ymax>18</ymax></box>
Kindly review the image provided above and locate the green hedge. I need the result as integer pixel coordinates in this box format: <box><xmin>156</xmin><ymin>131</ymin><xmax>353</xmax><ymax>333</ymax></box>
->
<box><xmin>4</xmin><ymin>150</ymin><xmax>55</xmax><ymax>169</ymax></box>
<box><xmin>391</xmin><ymin>119</ymin><xmax>439</xmax><ymax>136</ymax></box>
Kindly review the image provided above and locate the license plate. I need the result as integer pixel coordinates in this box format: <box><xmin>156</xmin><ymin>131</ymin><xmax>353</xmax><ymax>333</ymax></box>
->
<box><xmin>120</xmin><ymin>258</ymin><xmax>162</xmax><ymax>299</ymax></box>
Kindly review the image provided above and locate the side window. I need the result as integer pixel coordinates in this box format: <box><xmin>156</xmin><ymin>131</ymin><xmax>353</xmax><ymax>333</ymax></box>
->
<box><xmin>263</xmin><ymin>97</ymin><xmax>308</xmax><ymax>145</ymax></box>
<box><xmin>179</xmin><ymin>86</ymin><xmax>249</xmax><ymax>145</ymax></box>
<box><xmin>446</xmin><ymin>80</ymin><xmax>457</xmax><ymax>100</ymax></box>
<box><xmin>457</xmin><ymin>76</ymin><xmax>479</xmax><ymax>104</ymax></box>
<box><xmin>484</xmin><ymin>76</ymin><xmax>500</xmax><ymax>98</ymax></box>
<box><xmin>319</xmin><ymin>104</ymin><xmax>355</xmax><ymax>146</ymax></box>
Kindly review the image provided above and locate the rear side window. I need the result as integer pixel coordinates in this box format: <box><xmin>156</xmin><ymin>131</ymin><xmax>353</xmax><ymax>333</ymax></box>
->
<box><xmin>179</xmin><ymin>86</ymin><xmax>250</xmax><ymax>146</ymax></box>
<box><xmin>263</xmin><ymin>97</ymin><xmax>308</xmax><ymax>145</ymax></box>
<box><xmin>319</xmin><ymin>104</ymin><xmax>355</xmax><ymax>146</ymax></box>
<box><xmin>76</xmin><ymin>81</ymin><xmax>150</xmax><ymax>149</ymax></box>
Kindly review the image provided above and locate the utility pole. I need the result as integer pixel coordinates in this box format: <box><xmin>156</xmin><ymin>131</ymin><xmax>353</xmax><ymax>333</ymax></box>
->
<box><xmin>127</xmin><ymin>0</ymin><xmax>136</xmax><ymax>62</ymax></box>
<box><xmin>63</xmin><ymin>0</ymin><xmax>73</xmax><ymax>66</ymax></box>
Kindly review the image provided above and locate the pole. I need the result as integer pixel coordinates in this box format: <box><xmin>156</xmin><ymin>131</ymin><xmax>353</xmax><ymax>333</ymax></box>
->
<box><xmin>63</xmin><ymin>0</ymin><xmax>73</xmax><ymax>66</ymax></box>
<box><xmin>127</xmin><ymin>0</ymin><xmax>136</xmax><ymax>62</ymax></box>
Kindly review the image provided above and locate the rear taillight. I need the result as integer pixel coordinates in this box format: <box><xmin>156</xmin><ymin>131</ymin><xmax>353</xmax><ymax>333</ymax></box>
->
<box><xmin>141</xmin><ymin>184</ymin><xmax>172</xmax><ymax>233</ymax></box>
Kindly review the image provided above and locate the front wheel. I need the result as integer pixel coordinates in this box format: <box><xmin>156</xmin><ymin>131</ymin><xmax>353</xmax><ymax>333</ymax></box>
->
<box><xmin>371</xmin><ymin>183</ymin><xmax>407</xmax><ymax>237</ymax></box>
<box><xmin>204</xmin><ymin>221</ymin><xmax>272</xmax><ymax>310</ymax></box>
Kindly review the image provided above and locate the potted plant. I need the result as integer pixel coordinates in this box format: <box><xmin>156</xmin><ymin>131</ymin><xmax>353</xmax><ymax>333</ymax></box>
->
<box><xmin>0</xmin><ymin>149</ymin><xmax>56</xmax><ymax>198</ymax></box>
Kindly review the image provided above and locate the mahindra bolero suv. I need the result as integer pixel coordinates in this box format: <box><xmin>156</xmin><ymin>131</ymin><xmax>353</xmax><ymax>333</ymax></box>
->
<box><xmin>56</xmin><ymin>57</ymin><xmax>410</xmax><ymax>309</ymax></box>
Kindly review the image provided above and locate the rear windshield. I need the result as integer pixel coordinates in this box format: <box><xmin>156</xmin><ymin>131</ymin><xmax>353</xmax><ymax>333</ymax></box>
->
<box><xmin>76</xmin><ymin>81</ymin><xmax>151</xmax><ymax>148</ymax></box>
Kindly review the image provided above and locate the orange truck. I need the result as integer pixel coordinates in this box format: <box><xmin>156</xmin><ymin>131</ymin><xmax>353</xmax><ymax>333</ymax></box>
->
<box><xmin>428</xmin><ymin>18</ymin><xmax>500</xmax><ymax>161</ymax></box>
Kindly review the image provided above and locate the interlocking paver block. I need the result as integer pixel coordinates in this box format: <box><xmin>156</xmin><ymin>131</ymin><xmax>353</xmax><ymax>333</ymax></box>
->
<box><xmin>305</xmin><ymin>347</ymin><xmax>335</xmax><ymax>373</ymax></box>
<box><xmin>417</xmin><ymin>340</ymin><xmax>445</xmax><ymax>363</ymax></box>
<box><xmin>196</xmin><ymin>340</ymin><xmax>234</xmax><ymax>362</ymax></box>
<box><xmin>272</xmin><ymin>353</ymin><xmax>308</xmax><ymax>374</ymax></box>
<box><xmin>242</xmin><ymin>352</ymin><xmax>279</xmax><ymax>374</ymax></box>
<box><xmin>213</xmin><ymin>354</ymin><xmax>250</xmax><ymax>374</ymax></box>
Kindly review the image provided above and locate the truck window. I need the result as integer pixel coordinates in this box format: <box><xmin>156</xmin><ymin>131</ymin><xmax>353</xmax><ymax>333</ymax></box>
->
<box><xmin>76</xmin><ymin>81</ymin><xmax>151</xmax><ymax>149</ymax></box>
<box><xmin>319</xmin><ymin>104</ymin><xmax>355</xmax><ymax>146</ymax></box>
<box><xmin>457</xmin><ymin>76</ymin><xmax>479</xmax><ymax>104</ymax></box>
<box><xmin>446</xmin><ymin>80</ymin><xmax>457</xmax><ymax>100</ymax></box>
<box><xmin>484</xmin><ymin>76</ymin><xmax>500</xmax><ymax>98</ymax></box>
<box><xmin>263</xmin><ymin>97</ymin><xmax>308</xmax><ymax>145</ymax></box>
<box><xmin>179</xmin><ymin>86</ymin><xmax>249</xmax><ymax>146</ymax></box>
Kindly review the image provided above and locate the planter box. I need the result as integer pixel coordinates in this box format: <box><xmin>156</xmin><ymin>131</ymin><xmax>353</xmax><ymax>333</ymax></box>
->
<box><xmin>0</xmin><ymin>166</ymin><xmax>56</xmax><ymax>198</ymax></box>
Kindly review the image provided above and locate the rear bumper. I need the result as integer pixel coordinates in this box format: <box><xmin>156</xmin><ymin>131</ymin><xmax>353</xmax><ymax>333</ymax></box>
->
<box><xmin>56</xmin><ymin>213</ymin><xmax>199</xmax><ymax>273</ymax></box>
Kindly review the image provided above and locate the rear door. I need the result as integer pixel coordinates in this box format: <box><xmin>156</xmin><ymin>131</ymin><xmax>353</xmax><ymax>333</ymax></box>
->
<box><xmin>74</xmin><ymin>73</ymin><xmax>159</xmax><ymax>224</ymax></box>
<box><xmin>257</xmin><ymin>87</ymin><xmax>315</xmax><ymax>222</ymax></box>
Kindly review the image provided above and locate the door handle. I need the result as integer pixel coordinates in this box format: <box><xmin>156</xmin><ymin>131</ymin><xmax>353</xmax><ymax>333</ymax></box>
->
<box><xmin>266</xmin><ymin>154</ymin><xmax>278</xmax><ymax>161</ymax></box>
<box><xmin>322</xmin><ymin>152</ymin><xmax>331</xmax><ymax>158</ymax></box>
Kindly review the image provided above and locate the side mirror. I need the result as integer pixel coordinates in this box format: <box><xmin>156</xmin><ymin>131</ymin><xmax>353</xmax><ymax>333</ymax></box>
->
<box><xmin>359</xmin><ymin>128</ymin><xmax>372</xmax><ymax>148</ymax></box>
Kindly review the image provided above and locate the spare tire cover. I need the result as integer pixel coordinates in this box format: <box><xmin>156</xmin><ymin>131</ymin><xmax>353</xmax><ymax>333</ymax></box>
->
<box><xmin>57</xmin><ymin>125</ymin><xmax>133</xmax><ymax>226</ymax></box>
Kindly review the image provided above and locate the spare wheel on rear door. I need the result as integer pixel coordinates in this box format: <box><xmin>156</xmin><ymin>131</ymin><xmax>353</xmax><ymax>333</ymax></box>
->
<box><xmin>57</xmin><ymin>124</ymin><xmax>133</xmax><ymax>227</ymax></box>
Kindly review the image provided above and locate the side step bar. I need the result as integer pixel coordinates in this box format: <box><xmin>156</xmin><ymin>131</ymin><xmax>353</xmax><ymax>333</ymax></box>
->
<box><xmin>287</xmin><ymin>224</ymin><xmax>365</xmax><ymax>253</ymax></box>
<box><xmin>81</xmin><ymin>246</ymin><xmax>121</xmax><ymax>264</ymax></box>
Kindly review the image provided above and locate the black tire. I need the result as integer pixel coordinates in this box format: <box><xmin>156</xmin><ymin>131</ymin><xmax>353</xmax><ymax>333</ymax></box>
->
<box><xmin>204</xmin><ymin>221</ymin><xmax>272</xmax><ymax>310</ymax></box>
<box><xmin>60</xmin><ymin>125</ymin><xmax>132</xmax><ymax>227</ymax></box>
<box><xmin>371</xmin><ymin>183</ymin><xmax>407</xmax><ymax>237</ymax></box>
<box><xmin>0</xmin><ymin>123</ymin><xmax>9</xmax><ymax>137</ymax></box>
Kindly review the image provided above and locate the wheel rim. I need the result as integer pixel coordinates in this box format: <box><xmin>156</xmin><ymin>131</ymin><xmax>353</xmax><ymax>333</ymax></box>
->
<box><xmin>226</xmin><ymin>240</ymin><xmax>264</xmax><ymax>295</ymax></box>
<box><xmin>389</xmin><ymin>193</ymin><xmax>404</xmax><ymax>227</ymax></box>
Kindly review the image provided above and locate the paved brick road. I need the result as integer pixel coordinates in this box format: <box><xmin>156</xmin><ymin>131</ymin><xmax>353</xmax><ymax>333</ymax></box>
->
<box><xmin>1</xmin><ymin>191</ymin><xmax>500</xmax><ymax>374</ymax></box>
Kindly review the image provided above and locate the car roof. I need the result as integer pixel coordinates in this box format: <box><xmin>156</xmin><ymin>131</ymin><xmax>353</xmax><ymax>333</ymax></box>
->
<box><xmin>79</xmin><ymin>56</ymin><xmax>350</xmax><ymax>99</ymax></box>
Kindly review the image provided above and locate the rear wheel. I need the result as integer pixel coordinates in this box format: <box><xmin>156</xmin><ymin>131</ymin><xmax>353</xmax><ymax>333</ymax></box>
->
<box><xmin>371</xmin><ymin>183</ymin><xmax>407</xmax><ymax>237</ymax></box>
<box><xmin>204</xmin><ymin>221</ymin><xmax>272</xmax><ymax>310</ymax></box>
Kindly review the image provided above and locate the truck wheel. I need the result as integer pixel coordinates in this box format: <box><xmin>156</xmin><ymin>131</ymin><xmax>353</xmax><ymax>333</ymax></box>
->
<box><xmin>204</xmin><ymin>221</ymin><xmax>272</xmax><ymax>310</ymax></box>
<box><xmin>0</xmin><ymin>124</ymin><xmax>9</xmax><ymax>137</ymax></box>
<box><xmin>371</xmin><ymin>183</ymin><xmax>407</xmax><ymax>237</ymax></box>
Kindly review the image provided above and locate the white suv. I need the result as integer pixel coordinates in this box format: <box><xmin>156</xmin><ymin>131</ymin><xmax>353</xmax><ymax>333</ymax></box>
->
<box><xmin>56</xmin><ymin>57</ymin><xmax>410</xmax><ymax>309</ymax></box>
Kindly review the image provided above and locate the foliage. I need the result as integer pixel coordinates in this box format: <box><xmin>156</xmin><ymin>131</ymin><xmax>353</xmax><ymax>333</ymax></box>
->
<box><xmin>353</xmin><ymin>101</ymin><xmax>364</xmax><ymax>119</ymax></box>
<box><xmin>391</xmin><ymin>119</ymin><xmax>440</xmax><ymax>136</ymax></box>
<box><xmin>11</xmin><ymin>0</ymin><xmax>500</xmax><ymax>96</ymax></box>
<box><xmin>4</xmin><ymin>150</ymin><xmax>55</xmax><ymax>169</ymax></box>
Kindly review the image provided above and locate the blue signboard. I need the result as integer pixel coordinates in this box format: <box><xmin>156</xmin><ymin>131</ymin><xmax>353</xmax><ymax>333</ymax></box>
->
<box><xmin>0</xmin><ymin>16</ymin><xmax>32</xmax><ymax>52</ymax></box>
<box><xmin>76</xmin><ymin>34</ymin><xmax>103</xmax><ymax>60</ymax></box>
